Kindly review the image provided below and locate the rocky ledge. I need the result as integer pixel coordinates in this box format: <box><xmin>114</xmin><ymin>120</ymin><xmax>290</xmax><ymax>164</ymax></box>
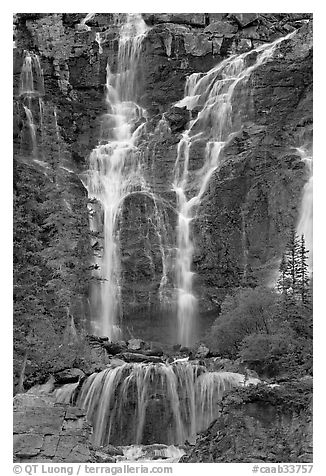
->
<box><xmin>13</xmin><ymin>393</ymin><xmax>92</xmax><ymax>463</ymax></box>
<box><xmin>13</xmin><ymin>392</ymin><xmax>185</xmax><ymax>463</ymax></box>
<box><xmin>181</xmin><ymin>379</ymin><xmax>313</xmax><ymax>463</ymax></box>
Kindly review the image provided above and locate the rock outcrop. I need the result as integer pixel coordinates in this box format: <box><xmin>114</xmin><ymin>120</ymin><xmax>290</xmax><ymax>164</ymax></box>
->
<box><xmin>182</xmin><ymin>380</ymin><xmax>313</xmax><ymax>463</ymax></box>
<box><xmin>13</xmin><ymin>393</ymin><xmax>92</xmax><ymax>462</ymax></box>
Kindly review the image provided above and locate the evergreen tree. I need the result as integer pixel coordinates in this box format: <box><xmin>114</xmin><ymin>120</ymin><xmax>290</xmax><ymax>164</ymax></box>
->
<box><xmin>277</xmin><ymin>228</ymin><xmax>310</xmax><ymax>303</ymax></box>
<box><xmin>298</xmin><ymin>234</ymin><xmax>310</xmax><ymax>303</ymax></box>
<box><xmin>287</xmin><ymin>227</ymin><xmax>301</xmax><ymax>297</ymax></box>
<box><xmin>277</xmin><ymin>254</ymin><xmax>288</xmax><ymax>294</ymax></box>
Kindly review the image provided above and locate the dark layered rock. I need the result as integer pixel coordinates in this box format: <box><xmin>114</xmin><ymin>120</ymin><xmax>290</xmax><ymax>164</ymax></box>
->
<box><xmin>204</xmin><ymin>21</ymin><xmax>238</xmax><ymax>36</ymax></box>
<box><xmin>13</xmin><ymin>13</ymin><xmax>106</xmax><ymax>165</ymax></box>
<box><xmin>164</xmin><ymin>106</ymin><xmax>191</xmax><ymax>132</ymax></box>
<box><xmin>182</xmin><ymin>381</ymin><xmax>313</xmax><ymax>463</ymax></box>
<box><xmin>116</xmin><ymin>352</ymin><xmax>164</xmax><ymax>363</ymax></box>
<box><xmin>143</xmin><ymin>347</ymin><xmax>164</xmax><ymax>357</ymax></box>
<box><xmin>231</xmin><ymin>13</ymin><xmax>260</xmax><ymax>28</ymax></box>
<box><xmin>13</xmin><ymin>393</ymin><xmax>93</xmax><ymax>462</ymax></box>
<box><xmin>54</xmin><ymin>368</ymin><xmax>84</xmax><ymax>384</ymax></box>
<box><xmin>143</xmin><ymin>14</ymin><xmax>207</xmax><ymax>27</ymax></box>
<box><xmin>191</xmin><ymin>23</ymin><xmax>312</xmax><ymax>307</ymax></box>
<box><xmin>103</xmin><ymin>341</ymin><xmax>127</xmax><ymax>355</ymax></box>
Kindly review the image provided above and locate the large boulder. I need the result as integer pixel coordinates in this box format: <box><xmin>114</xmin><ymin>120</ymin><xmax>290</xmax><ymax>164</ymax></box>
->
<box><xmin>103</xmin><ymin>341</ymin><xmax>127</xmax><ymax>355</ymax></box>
<box><xmin>195</xmin><ymin>344</ymin><xmax>210</xmax><ymax>359</ymax></box>
<box><xmin>127</xmin><ymin>338</ymin><xmax>145</xmax><ymax>351</ymax></box>
<box><xmin>54</xmin><ymin>368</ymin><xmax>84</xmax><ymax>384</ymax></box>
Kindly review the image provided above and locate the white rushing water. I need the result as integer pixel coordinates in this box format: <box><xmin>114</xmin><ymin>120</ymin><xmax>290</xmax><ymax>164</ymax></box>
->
<box><xmin>173</xmin><ymin>31</ymin><xmax>295</xmax><ymax>346</ymax></box>
<box><xmin>85</xmin><ymin>14</ymin><xmax>148</xmax><ymax>338</ymax></box>
<box><xmin>19</xmin><ymin>51</ymin><xmax>44</xmax><ymax>97</ymax></box>
<box><xmin>79</xmin><ymin>13</ymin><xmax>96</xmax><ymax>31</ymax></box>
<box><xmin>95</xmin><ymin>32</ymin><xmax>103</xmax><ymax>54</ymax></box>
<box><xmin>23</xmin><ymin>105</ymin><xmax>37</xmax><ymax>155</ymax></box>
<box><xmin>19</xmin><ymin>51</ymin><xmax>45</xmax><ymax>157</ymax></box>
<box><xmin>54</xmin><ymin>382</ymin><xmax>79</xmax><ymax>404</ymax></box>
<box><xmin>117</xmin><ymin>444</ymin><xmax>185</xmax><ymax>463</ymax></box>
<box><xmin>54</xmin><ymin>362</ymin><xmax>254</xmax><ymax>446</ymax></box>
<box><xmin>296</xmin><ymin>147</ymin><xmax>313</xmax><ymax>272</ymax></box>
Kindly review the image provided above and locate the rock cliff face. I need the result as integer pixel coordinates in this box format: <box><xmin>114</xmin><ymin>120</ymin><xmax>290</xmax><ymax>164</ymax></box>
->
<box><xmin>13</xmin><ymin>393</ymin><xmax>92</xmax><ymax>462</ymax></box>
<box><xmin>13</xmin><ymin>13</ymin><xmax>313</xmax><ymax>341</ymax></box>
<box><xmin>182</xmin><ymin>380</ymin><xmax>313</xmax><ymax>463</ymax></box>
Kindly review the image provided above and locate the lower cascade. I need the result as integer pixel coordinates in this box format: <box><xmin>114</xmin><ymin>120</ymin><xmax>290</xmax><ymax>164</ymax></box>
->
<box><xmin>54</xmin><ymin>362</ymin><xmax>255</xmax><ymax>446</ymax></box>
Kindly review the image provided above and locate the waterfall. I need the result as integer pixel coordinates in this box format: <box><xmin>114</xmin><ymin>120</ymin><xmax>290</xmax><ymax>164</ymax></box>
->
<box><xmin>54</xmin><ymin>382</ymin><xmax>79</xmax><ymax>404</ymax></box>
<box><xmin>20</xmin><ymin>54</ymin><xmax>34</xmax><ymax>96</ymax></box>
<box><xmin>296</xmin><ymin>147</ymin><xmax>313</xmax><ymax>271</ymax></box>
<box><xmin>19</xmin><ymin>51</ymin><xmax>44</xmax><ymax>97</ymax></box>
<box><xmin>23</xmin><ymin>106</ymin><xmax>37</xmax><ymax>155</ymax></box>
<box><xmin>95</xmin><ymin>32</ymin><xmax>103</xmax><ymax>54</ymax></box>
<box><xmin>53</xmin><ymin>107</ymin><xmax>60</xmax><ymax>142</ymax></box>
<box><xmin>79</xmin><ymin>13</ymin><xmax>96</xmax><ymax>31</ymax></box>
<box><xmin>173</xmin><ymin>31</ymin><xmax>295</xmax><ymax>346</ymax></box>
<box><xmin>54</xmin><ymin>362</ymin><xmax>248</xmax><ymax>446</ymax></box>
<box><xmin>85</xmin><ymin>14</ymin><xmax>148</xmax><ymax>339</ymax></box>
<box><xmin>19</xmin><ymin>51</ymin><xmax>45</xmax><ymax>156</ymax></box>
<box><xmin>63</xmin><ymin>312</ymin><xmax>79</xmax><ymax>345</ymax></box>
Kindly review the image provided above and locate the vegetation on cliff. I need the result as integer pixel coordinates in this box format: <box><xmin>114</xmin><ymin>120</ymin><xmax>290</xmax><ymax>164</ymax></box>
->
<box><xmin>204</xmin><ymin>230</ymin><xmax>312</xmax><ymax>378</ymax></box>
<box><xmin>13</xmin><ymin>120</ymin><xmax>93</xmax><ymax>391</ymax></box>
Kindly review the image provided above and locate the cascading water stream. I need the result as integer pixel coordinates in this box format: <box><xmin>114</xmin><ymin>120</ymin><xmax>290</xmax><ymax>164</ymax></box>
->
<box><xmin>19</xmin><ymin>52</ymin><xmax>44</xmax><ymax>96</ymax></box>
<box><xmin>296</xmin><ymin>147</ymin><xmax>313</xmax><ymax>272</ymax></box>
<box><xmin>23</xmin><ymin>105</ymin><xmax>37</xmax><ymax>155</ymax></box>
<box><xmin>79</xmin><ymin>13</ymin><xmax>96</xmax><ymax>31</ymax></box>
<box><xmin>85</xmin><ymin>14</ymin><xmax>148</xmax><ymax>339</ymax></box>
<box><xmin>173</xmin><ymin>31</ymin><xmax>295</xmax><ymax>346</ymax></box>
<box><xmin>54</xmin><ymin>362</ymin><xmax>251</xmax><ymax>446</ymax></box>
<box><xmin>95</xmin><ymin>32</ymin><xmax>103</xmax><ymax>54</ymax></box>
<box><xmin>19</xmin><ymin>51</ymin><xmax>45</xmax><ymax>156</ymax></box>
<box><xmin>54</xmin><ymin>382</ymin><xmax>79</xmax><ymax>403</ymax></box>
